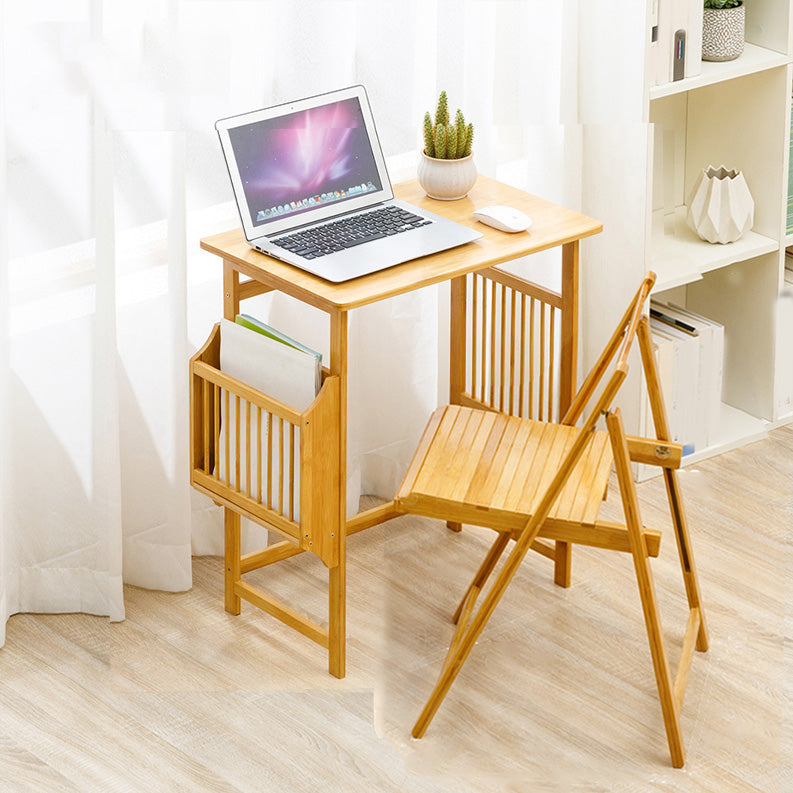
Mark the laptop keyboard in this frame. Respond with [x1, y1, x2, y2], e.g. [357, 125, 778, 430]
[271, 206, 431, 260]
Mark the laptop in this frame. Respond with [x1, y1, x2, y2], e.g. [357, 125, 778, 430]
[215, 85, 482, 283]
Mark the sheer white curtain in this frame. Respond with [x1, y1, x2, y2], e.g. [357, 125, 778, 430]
[0, 0, 579, 646]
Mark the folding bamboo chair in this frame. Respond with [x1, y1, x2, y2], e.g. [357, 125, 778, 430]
[395, 271, 708, 767]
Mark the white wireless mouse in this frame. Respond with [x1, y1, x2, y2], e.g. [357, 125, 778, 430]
[473, 205, 532, 233]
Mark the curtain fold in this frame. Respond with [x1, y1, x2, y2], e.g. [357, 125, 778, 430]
[0, 0, 578, 645]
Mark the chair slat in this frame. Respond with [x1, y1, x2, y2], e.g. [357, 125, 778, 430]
[442, 409, 488, 498]
[490, 417, 536, 506]
[578, 433, 614, 523]
[412, 406, 464, 495]
[516, 425, 575, 514]
[501, 420, 551, 512]
[447, 410, 499, 503]
[463, 413, 511, 504]
[468, 415, 523, 507]
[555, 431, 609, 522]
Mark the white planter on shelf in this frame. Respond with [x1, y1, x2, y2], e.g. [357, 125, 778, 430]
[702, 3, 745, 62]
[686, 165, 754, 244]
[417, 151, 477, 200]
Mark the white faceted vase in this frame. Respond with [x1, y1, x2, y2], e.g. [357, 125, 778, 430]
[417, 151, 477, 200]
[686, 165, 754, 244]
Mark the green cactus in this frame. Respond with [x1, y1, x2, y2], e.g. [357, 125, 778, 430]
[423, 91, 474, 160]
[446, 123, 458, 160]
[423, 111, 435, 158]
[434, 124, 447, 161]
[435, 90, 449, 127]
[462, 123, 473, 157]
[455, 110, 467, 157]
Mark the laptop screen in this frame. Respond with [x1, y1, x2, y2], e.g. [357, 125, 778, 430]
[216, 86, 394, 241]
[228, 96, 383, 230]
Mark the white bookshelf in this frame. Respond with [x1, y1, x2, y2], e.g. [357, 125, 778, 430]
[579, 0, 793, 469]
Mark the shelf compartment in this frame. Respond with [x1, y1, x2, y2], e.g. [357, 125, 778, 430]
[683, 402, 768, 466]
[649, 43, 792, 101]
[638, 402, 768, 480]
[190, 323, 341, 568]
[650, 207, 779, 291]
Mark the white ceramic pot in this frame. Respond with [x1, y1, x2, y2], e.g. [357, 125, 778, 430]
[417, 151, 477, 200]
[702, 4, 745, 62]
[686, 165, 754, 244]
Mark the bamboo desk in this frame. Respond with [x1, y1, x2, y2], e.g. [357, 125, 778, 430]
[195, 175, 602, 678]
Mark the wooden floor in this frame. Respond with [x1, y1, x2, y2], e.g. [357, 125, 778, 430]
[1, 426, 790, 792]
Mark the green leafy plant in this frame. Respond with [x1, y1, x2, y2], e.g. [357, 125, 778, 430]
[704, 1, 742, 9]
[423, 91, 474, 160]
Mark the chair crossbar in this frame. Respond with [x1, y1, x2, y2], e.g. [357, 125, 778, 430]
[511, 519, 662, 557]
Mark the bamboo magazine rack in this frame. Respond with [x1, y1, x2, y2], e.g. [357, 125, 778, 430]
[190, 323, 341, 648]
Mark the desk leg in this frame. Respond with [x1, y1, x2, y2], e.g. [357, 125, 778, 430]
[329, 310, 347, 678]
[224, 509, 241, 614]
[223, 259, 241, 320]
[555, 241, 580, 588]
[222, 260, 244, 610]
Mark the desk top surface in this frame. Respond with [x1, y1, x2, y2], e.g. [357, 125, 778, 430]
[200, 175, 602, 313]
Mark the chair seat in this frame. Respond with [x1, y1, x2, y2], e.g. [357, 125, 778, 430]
[397, 405, 613, 532]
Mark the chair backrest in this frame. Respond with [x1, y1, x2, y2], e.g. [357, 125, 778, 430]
[561, 271, 656, 429]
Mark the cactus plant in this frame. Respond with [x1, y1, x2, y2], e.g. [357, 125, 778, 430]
[434, 124, 447, 162]
[423, 91, 474, 160]
[462, 123, 473, 157]
[423, 112, 435, 158]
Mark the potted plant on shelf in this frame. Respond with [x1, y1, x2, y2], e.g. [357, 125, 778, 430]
[417, 90, 477, 200]
[702, 0, 745, 62]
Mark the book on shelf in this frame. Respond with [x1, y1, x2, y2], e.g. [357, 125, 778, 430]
[649, 317, 700, 456]
[662, 302, 724, 449]
[216, 317, 322, 518]
[649, 301, 725, 455]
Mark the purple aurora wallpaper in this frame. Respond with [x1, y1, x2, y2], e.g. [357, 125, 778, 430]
[228, 96, 383, 227]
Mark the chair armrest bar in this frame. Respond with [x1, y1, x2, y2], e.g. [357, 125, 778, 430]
[626, 436, 682, 469]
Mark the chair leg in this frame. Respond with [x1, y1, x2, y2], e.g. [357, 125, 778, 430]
[553, 540, 572, 587]
[637, 316, 708, 652]
[452, 531, 510, 624]
[607, 410, 686, 768]
[663, 468, 709, 652]
[413, 516, 549, 739]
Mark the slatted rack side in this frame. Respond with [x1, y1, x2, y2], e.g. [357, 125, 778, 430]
[189, 323, 340, 567]
[452, 268, 565, 423]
